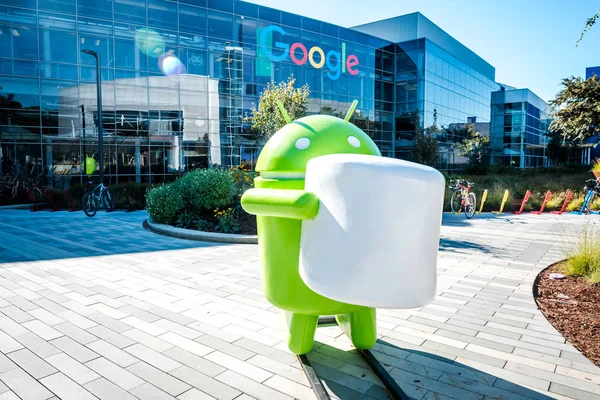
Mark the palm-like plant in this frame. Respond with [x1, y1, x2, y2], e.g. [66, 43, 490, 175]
[0, 163, 46, 200]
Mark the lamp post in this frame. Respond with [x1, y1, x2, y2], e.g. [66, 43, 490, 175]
[81, 49, 104, 183]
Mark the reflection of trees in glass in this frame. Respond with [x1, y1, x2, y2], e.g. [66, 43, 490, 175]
[410, 110, 440, 167]
[450, 124, 490, 165]
[0, 93, 42, 135]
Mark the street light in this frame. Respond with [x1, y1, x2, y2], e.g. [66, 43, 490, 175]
[81, 49, 104, 183]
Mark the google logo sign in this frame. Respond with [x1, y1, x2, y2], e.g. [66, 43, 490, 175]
[259, 25, 359, 81]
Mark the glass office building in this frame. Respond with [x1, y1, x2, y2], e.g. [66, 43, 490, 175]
[0, 0, 501, 186]
[490, 88, 550, 168]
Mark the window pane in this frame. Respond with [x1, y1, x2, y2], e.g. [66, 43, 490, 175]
[0, 77, 40, 108]
[208, 0, 232, 13]
[179, 4, 206, 34]
[40, 29, 77, 64]
[0, 6, 37, 26]
[207, 10, 233, 40]
[114, 0, 146, 24]
[115, 39, 137, 69]
[148, 0, 177, 30]
[79, 34, 114, 68]
[38, 0, 76, 14]
[40, 62, 78, 80]
[5, 26, 39, 60]
[78, 0, 113, 20]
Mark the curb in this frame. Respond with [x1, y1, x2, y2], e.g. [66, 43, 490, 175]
[145, 218, 258, 244]
[0, 203, 39, 210]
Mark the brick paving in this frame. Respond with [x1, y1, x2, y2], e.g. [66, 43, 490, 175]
[0, 209, 599, 399]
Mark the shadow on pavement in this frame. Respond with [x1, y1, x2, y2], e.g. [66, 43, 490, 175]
[439, 238, 496, 254]
[308, 340, 555, 400]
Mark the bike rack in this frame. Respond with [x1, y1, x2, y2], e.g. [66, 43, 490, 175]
[476, 189, 488, 214]
[26, 189, 40, 212]
[492, 190, 509, 214]
[512, 190, 531, 215]
[571, 190, 598, 215]
[44, 188, 59, 212]
[64, 188, 79, 212]
[531, 190, 552, 214]
[551, 190, 573, 215]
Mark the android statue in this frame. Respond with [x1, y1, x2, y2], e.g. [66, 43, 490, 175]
[241, 101, 381, 355]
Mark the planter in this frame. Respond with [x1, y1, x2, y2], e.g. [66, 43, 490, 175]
[593, 170, 600, 180]
[145, 218, 258, 244]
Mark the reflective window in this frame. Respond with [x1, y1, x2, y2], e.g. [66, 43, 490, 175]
[1, 25, 38, 60]
[0, 77, 40, 108]
[208, 0, 232, 13]
[2, 0, 36, 9]
[40, 62, 78, 80]
[40, 29, 77, 64]
[179, 4, 206, 34]
[259, 7, 280, 24]
[38, 0, 76, 14]
[115, 39, 137, 70]
[207, 10, 233, 40]
[148, 0, 177, 30]
[77, 0, 113, 20]
[79, 34, 114, 68]
[114, 0, 146, 24]
[234, 1, 258, 18]
[0, 6, 37, 26]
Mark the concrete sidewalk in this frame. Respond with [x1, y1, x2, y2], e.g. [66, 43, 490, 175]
[0, 210, 598, 399]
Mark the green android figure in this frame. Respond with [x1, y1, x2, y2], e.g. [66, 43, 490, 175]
[241, 101, 381, 355]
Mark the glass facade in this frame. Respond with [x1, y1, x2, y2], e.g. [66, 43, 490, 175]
[0, 0, 504, 186]
[490, 89, 550, 168]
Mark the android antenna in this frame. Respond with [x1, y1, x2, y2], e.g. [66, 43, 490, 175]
[276, 100, 292, 124]
[344, 100, 358, 122]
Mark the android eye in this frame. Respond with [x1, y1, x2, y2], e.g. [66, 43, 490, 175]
[348, 136, 361, 148]
[295, 137, 310, 150]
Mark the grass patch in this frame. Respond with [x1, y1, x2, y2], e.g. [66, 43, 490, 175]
[563, 224, 600, 284]
[444, 171, 594, 212]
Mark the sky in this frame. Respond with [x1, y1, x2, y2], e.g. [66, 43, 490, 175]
[246, 0, 600, 102]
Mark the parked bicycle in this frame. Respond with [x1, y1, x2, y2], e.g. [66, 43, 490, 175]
[82, 181, 114, 217]
[582, 178, 600, 214]
[449, 179, 477, 219]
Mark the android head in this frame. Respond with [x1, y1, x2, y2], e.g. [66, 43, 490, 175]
[255, 102, 381, 179]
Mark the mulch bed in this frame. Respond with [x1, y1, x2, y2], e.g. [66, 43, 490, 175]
[534, 263, 600, 366]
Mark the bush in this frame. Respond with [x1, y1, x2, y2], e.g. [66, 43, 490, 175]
[178, 169, 236, 215]
[146, 184, 184, 224]
[563, 224, 600, 284]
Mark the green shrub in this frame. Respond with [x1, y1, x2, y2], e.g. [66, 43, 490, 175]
[563, 224, 600, 284]
[214, 208, 240, 234]
[146, 184, 184, 224]
[178, 169, 236, 215]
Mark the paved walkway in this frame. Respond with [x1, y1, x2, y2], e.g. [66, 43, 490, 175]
[0, 210, 598, 400]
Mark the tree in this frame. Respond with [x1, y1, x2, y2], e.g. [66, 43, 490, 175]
[577, 9, 600, 45]
[546, 128, 576, 166]
[244, 77, 310, 138]
[410, 110, 440, 167]
[452, 124, 490, 165]
[548, 75, 600, 141]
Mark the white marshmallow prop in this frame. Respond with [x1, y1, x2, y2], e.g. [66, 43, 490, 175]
[299, 154, 445, 309]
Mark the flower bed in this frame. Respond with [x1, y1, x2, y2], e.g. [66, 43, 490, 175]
[146, 166, 257, 235]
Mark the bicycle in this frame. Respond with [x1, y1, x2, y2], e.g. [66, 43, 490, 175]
[449, 179, 476, 219]
[82, 181, 115, 217]
[582, 178, 600, 214]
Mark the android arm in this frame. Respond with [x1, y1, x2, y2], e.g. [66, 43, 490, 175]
[241, 188, 319, 220]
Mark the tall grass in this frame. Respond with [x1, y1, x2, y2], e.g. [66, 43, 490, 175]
[444, 171, 593, 212]
[563, 223, 600, 284]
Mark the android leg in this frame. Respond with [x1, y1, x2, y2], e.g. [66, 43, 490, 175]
[336, 307, 377, 350]
[285, 311, 319, 355]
